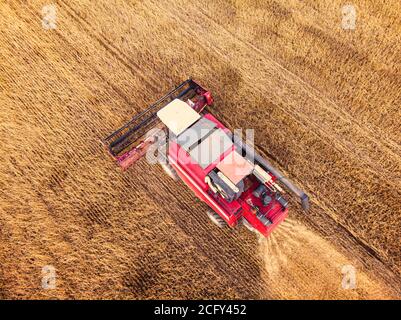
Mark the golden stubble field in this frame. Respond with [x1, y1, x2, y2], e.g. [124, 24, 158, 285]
[0, 0, 400, 299]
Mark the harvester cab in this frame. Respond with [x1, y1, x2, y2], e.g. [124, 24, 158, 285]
[103, 79, 309, 237]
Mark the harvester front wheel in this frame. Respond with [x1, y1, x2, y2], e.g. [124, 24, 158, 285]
[206, 210, 226, 228]
[243, 218, 257, 233]
[160, 162, 178, 181]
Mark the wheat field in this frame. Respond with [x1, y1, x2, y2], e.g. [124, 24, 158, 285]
[0, 0, 400, 299]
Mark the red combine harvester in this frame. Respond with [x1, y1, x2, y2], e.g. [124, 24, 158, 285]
[104, 79, 309, 237]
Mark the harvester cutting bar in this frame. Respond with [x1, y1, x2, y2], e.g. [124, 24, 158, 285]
[103, 79, 213, 169]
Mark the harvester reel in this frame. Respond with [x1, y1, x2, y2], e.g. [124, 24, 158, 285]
[206, 210, 226, 228]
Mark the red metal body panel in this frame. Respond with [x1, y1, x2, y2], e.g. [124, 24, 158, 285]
[239, 181, 288, 237]
[168, 113, 288, 236]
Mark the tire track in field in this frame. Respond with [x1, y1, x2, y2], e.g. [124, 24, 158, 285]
[147, 0, 400, 183]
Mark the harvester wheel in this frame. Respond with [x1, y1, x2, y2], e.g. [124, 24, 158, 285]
[206, 210, 226, 228]
[160, 162, 178, 181]
[243, 218, 257, 233]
